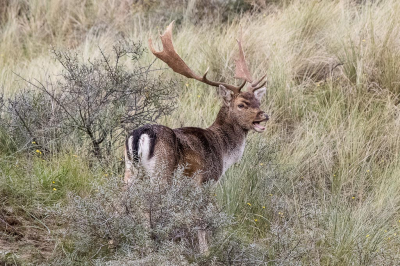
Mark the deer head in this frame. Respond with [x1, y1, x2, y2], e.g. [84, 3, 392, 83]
[149, 21, 269, 132]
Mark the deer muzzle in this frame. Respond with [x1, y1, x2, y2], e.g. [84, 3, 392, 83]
[252, 111, 269, 132]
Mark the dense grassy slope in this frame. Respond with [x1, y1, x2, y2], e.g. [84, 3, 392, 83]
[1, 0, 400, 264]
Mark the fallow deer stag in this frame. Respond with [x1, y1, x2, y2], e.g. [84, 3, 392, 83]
[124, 21, 269, 253]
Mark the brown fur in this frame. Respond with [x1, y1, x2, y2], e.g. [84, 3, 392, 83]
[124, 86, 268, 184]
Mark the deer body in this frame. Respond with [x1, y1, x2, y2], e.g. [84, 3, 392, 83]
[124, 21, 269, 253]
[125, 104, 255, 184]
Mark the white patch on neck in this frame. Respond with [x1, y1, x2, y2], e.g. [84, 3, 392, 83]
[222, 139, 245, 175]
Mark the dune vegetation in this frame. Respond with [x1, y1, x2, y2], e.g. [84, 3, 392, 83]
[1, 0, 400, 265]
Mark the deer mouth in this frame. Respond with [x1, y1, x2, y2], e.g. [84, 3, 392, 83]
[252, 120, 266, 132]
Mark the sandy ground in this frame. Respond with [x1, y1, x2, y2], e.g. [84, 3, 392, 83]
[0, 207, 57, 264]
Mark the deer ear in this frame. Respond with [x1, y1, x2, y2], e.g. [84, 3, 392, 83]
[218, 85, 233, 106]
[254, 87, 266, 102]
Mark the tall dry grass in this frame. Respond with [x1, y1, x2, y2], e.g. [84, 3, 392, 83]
[2, 0, 400, 264]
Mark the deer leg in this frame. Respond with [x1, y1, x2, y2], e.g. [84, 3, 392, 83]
[124, 166, 133, 185]
[194, 173, 210, 254]
[124, 148, 141, 190]
[198, 229, 209, 255]
[124, 148, 133, 184]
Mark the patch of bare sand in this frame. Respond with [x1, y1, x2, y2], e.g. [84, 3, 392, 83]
[0, 207, 57, 264]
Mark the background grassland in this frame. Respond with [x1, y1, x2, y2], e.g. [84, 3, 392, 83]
[2, 0, 400, 264]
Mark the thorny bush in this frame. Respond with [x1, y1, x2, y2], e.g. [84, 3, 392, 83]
[2, 39, 176, 159]
[52, 169, 239, 265]
[50, 168, 271, 265]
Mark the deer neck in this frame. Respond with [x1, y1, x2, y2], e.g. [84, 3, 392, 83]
[208, 106, 247, 173]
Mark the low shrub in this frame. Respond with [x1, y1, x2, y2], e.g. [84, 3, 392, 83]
[51, 169, 271, 265]
[1, 40, 176, 160]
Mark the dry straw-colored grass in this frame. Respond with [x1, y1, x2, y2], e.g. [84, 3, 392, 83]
[2, 0, 400, 264]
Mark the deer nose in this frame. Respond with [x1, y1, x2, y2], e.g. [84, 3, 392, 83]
[258, 111, 269, 121]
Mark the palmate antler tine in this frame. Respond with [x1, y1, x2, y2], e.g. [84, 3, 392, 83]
[148, 21, 202, 80]
[251, 73, 267, 92]
[251, 73, 267, 87]
[148, 21, 245, 95]
[233, 28, 267, 93]
[234, 27, 253, 84]
[252, 80, 267, 91]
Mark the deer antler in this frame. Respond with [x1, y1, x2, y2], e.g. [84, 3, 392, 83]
[149, 21, 246, 95]
[251, 74, 267, 91]
[149, 21, 266, 94]
[234, 28, 267, 93]
[235, 28, 253, 83]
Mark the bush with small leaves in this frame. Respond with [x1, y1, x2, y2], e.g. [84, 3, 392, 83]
[5, 88, 64, 154]
[2, 40, 176, 159]
[51, 169, 270, 265]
